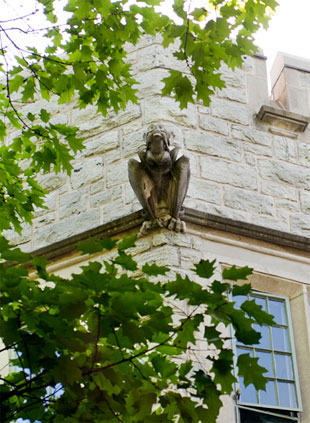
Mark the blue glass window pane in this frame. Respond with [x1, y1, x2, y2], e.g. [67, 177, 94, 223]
[237, 346, 252, 357]
[268, 299, 287, 325]
[259, 380, 277, 406]
[278, 382, 297, 409]
[239, 376, 258, 404]
[251, 295, 267, 311]
[256, 351, 274, 377]
[275, 354, 293, 380]
[234, 296, 246, 310]
[253, 324, 271, 350]
[272, 327, 290, 352]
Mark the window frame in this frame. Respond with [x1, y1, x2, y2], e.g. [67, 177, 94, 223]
[232, 290, 303, 421]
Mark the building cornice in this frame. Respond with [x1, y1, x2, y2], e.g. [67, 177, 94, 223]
[28, 208, 310, 263]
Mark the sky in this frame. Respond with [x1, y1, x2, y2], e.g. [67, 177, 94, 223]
[1, 0, 310, 73]
[254, 0, 310, 69]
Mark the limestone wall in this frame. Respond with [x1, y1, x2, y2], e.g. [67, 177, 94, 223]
[5, 35, 310, 250]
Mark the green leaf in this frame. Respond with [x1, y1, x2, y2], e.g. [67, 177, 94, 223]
[232, 284, 252, 296]
[77, 238, 105, 254]
[40, 108, 51, 123]
[222, 265, 253, 281]
[100, 237, 117, 250]
[9, 75, 24, 93]
[114, 251, 137, 271]
[117, 234, 137, 251]
[193, 259, 216, 278]
[142, 263, 169, 276]
[204, 326, 223, 348]
[1, 248, 30, 263]
[241, 300, 275, 326]
[212, 349, 236, 394]
[237, 353, 268, 391]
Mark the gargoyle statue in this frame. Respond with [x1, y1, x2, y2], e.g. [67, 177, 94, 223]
[128, 124, 190, 235]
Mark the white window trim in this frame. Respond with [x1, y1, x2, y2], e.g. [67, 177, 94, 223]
[232, 290, 303, 421]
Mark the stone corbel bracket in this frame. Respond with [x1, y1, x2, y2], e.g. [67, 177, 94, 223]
[257, 104, 310, 135]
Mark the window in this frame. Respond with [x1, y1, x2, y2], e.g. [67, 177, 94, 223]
[234, 293, 302, 423]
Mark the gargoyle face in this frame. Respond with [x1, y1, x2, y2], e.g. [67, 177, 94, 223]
[144, 124, 171, 152]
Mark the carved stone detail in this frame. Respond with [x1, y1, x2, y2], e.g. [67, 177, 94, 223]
[128, 124, 190, 235]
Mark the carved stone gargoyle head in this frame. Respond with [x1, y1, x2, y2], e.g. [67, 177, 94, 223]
[128, 124, 190, 235]
[144, 124, 172, 152]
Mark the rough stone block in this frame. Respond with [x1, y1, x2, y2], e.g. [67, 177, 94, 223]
[187, 177, 222, 204]
[290, 213, 310, 236]
[134, 68, 167, 97]
[34, 191, 57, 217]
[71, 104, 103, 136]
[300, 190, 310, 213]
[199, 115, 229, 136]
[122, 129, 145, 158]
[143, 96, 198, 128]
[90, 186, 122, 208]
[185, 151, 199, 177]
[122, 120, 144, 135]
[180, 247, 203, 270]
[258, 159, 310, 189]
[217, 85, 247, 103]
[106, 160, 128, 188]
[200, 156, 258, 190]
[136, 245, 180, 267]
[219, 65, 246, 88]
[101, 204, 133, 225]
[126, 237, 152, 256]
[244, 153, 256, 166]
[232, 125, 272, 146]
[223, 186, 275, 215]
[124, 182, 137, 205]
[273, 135, 297, 163]
[298, 143, 310, 167]
[104, 149, 122, 164]
[78, 130, 119, 158]
[260, 181, 297, 201]
[37, 172, 67, 191]
[59, 189, 89, 219]
[211, 98, 249, 125]
[102, 103, 142, 130]
[90, 178, 105, 195]
[275, 199, 300, 212]
[184, 130, 242, 162]
[3, 223, 32, 247]
[70, 157, 104, 190]
[243, 143, 272, 157]
[34, 210, 100, 249]
[135, 42, 187, 74]
[33, 212, 56, 228]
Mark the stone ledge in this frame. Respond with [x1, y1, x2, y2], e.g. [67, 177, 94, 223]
[257, 104, 310, 133]
[27, 208, 310, 263]
[183, 208, 310, 252]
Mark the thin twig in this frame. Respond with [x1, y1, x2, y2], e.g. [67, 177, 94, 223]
[87, 308, 200, 376]
[183, 0, 193, 71]
[0, 10, 39, 24]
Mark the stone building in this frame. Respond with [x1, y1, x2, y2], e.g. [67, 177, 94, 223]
[2, 36, 310, 422]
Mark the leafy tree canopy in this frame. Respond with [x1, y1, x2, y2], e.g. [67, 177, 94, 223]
[0, 236, 274, 422]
